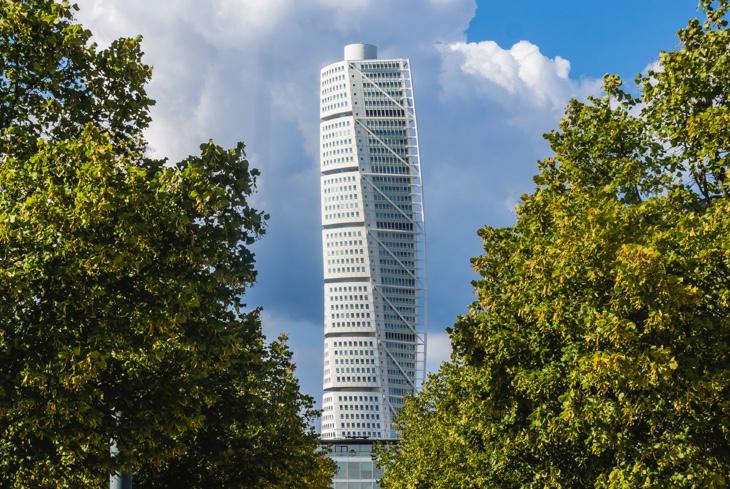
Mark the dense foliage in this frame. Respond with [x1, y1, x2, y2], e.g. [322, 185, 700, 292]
[380, 2, 730, 487]
[0, 1, 334, 487]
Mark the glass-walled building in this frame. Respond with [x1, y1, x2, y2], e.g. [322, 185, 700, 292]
[321, 441, 385, 489]
[319, 43, 427, 443]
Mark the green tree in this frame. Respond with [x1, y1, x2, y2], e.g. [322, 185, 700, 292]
[0, 1, 334, 487]
[137, 333, 336, 489]
[379, 2, 730, 488]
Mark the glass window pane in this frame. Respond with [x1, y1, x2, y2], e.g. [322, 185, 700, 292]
[360, 462, 373, 479]
[348, 461, 361, 479]
[337, 461, 348, 479]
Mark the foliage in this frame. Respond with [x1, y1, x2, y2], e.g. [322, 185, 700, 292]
[137, 332, 337, 489]
[379, 2, 730, 488]
[0, 1, 334, 487]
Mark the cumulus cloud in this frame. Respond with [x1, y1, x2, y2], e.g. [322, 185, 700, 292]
[440, 39, 601, 121]
[78, 0, 475, 162]
[426, 332, 453, 375]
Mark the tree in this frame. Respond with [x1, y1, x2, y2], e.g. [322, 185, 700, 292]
[379, 2, 730, 487]
[136, 333, 336, 489]
[0, 1, 334, 487]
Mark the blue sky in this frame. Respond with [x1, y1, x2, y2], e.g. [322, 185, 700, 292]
[78, 0, 702, 415]
[468, 1, 698, 83]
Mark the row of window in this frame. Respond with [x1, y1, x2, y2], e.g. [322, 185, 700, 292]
[325, 231, 363, 239]
[375, 236, 414, 248]
[361, 69, 399, 78]
[321, 145, 353, 158]
[320, 430, 382, 440]
[376, 221, 414, 231]
[322, 137, 352, 150]
[385, 332, 416, 342]
[321, 81, 345, 96]
[340, 412, 380, 421]
[329, 284, 368, 293]
[363, 80, 403, 92]
[335, 366, 375, 374]
[335, 357, 374, 365]
[329, 293, 369, 301]
[384, 323, 416, 334]
[389, 387, 411, 396]
[370, 146, 407, 156]
[333, 340, 373, 348]
[388, 349, 417, 361]
[322, 90, 347, 104]
[323, 196, 359, 208]
[340, 423, 380, 430]
[338, 403, 378, 412]
[322, 156, 355, 167]
[381, 276, 415, 286]
[322, 100, 349, 113]
[364, 98, 404, 108]
[384, 312, 417, 323]
[322, 174, 357, 189]
[328, 320, 372, 328]
[370, 156, 410, 166]
[322, 64, 345, 75]
[331, 302, 370, 311]
[324, 238, 364, 248]
[374, 203, 413, 214]
[321, 118, 351, 133]
[372, 174, 411, 183]
[360, 62, 401, 70]
[336, 375, 377, 383]
[380, 257, 415, 268]
[363, 90, 402, 98]
[371, 184, 409, 194]
[330, 311, 370, 319]
[385, 295, 415, 304]
[326, 265, 366, 274]
[375, 211, 413, 222]
[364, 108, 405, 118]
[366, 118, 407, 129]
[323, 209, 361, 222]
[327, 256, 364, 265]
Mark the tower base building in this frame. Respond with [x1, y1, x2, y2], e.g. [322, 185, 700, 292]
[321, 440, 385, 489]
[318, 42, 427, 488]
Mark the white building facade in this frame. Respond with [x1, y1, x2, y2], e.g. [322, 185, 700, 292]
[320, 44, 426, 442]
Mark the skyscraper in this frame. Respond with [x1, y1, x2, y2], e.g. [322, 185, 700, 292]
[319, 44, 426, 442]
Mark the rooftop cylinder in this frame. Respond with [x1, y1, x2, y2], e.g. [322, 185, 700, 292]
[344, 43, 377, 60]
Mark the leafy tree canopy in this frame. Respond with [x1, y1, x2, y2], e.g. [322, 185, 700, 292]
[379, 2, 730, 487]
[0, 1, 334, 487]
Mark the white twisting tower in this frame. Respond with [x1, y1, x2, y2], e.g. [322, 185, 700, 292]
[319, 44, 427, 440]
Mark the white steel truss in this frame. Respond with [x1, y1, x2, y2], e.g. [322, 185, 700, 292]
[351, 59, 427, 402]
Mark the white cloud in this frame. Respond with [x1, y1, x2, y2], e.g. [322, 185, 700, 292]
[426, 331, 452, 374]
[194, 0, 291, 47]
[637, 59, 663, 92]
[440, 39, 600, 116]
[77, 0, 476, 162]
[642, 59, 663, 74]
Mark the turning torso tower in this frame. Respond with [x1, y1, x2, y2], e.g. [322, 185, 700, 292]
[319, 44, 426, 441]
